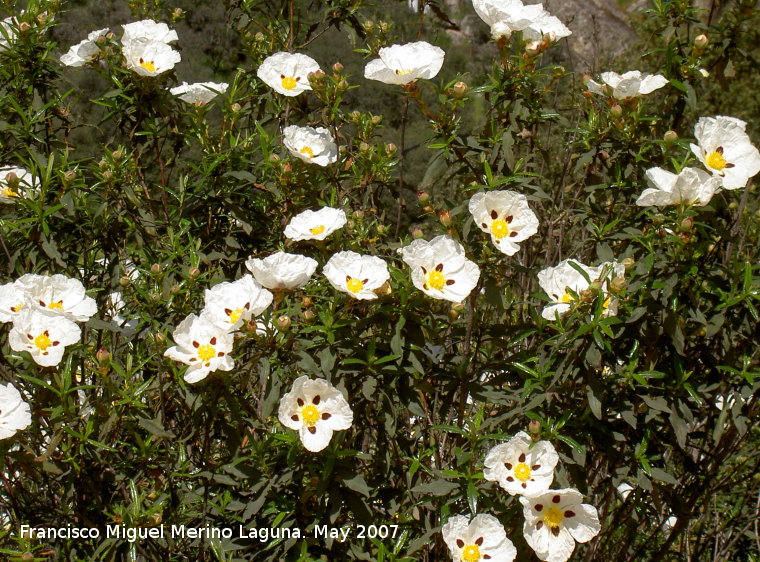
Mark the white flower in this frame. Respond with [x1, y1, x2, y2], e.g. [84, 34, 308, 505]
[690, 115, 760, 190]
[15, 273, 98, 322]
[163, 313, 235, 383]
[0, 166, 37, 203]
[636, 167, 720, 207]
[282, 125, 338, 166]
[278, 375, 353, 452]
[0, 384, 31, 440]
[468, 190, 539, 256]
[616, 482, 634, 500]
[8, 308, 81, 367]
[441, 514, 517, 562]
[0, 280, 27, 323]
[283, 207, 347, 241]
[257, 52, 320, 96]
[60, 28, 109, 67]
[473, 0, 570, 41]
[121, 20, 178, 45]
[170, 81, 228, 105]
[537, 259, 623, 320]
[323, 251, 390, 300]
[245, 252, 318, 290]
[484, 431, 559, 496]
[521, 489, 601, 562]
[400, 235, 480, 303]
[122, 38, 181, 77]
[364, 41, 445, 85]
[104, 291, 138, 334]
[586, 71, 668, 99]
[201, 275, 273, 332]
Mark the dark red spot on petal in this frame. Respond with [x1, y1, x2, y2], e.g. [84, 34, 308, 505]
[297, 398, 304, 407]
[192, 341, 200, 348]
[504, 462, 513, 470]
[446, 279, 455, 285]
[535, 504, 543, 511]
[435, 263, 444, 272]
[490, 210, 497, 220]
[475, 537, 483, 546]
[552, 494, 561, 503]
[308, 426, 316, 434]
[506, 215, 513, 222]
[536, 521, 543, 530]
[456, 539, 464, 548]
[532, 464, 541, 470]
[322, 413, 331, 420]
[565, 510, 575, 518]
[519, 453, 526, 462]
[210, 337, 217, 345]
[313, 395, 320, 405]
[291, 415, 299, 421]
[551, 526, 560, 536]
[506, 476, 514, 482]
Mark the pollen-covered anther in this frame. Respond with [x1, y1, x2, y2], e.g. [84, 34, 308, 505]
[139, 58, 156, 72]
[280, 74, 299, 90]
[299, 146, 315, 159]
[309, 225, 326, 236]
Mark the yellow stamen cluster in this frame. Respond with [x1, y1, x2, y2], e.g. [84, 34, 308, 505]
[461, 544, 481, 562]
[47, 301, 64, 311]
[281, 76, 297, 90]
[490, 219, 510, 240]
[560, 292, 574, 304]
[706, 151, 727, 171]
[197, 345, 216, 362]
[301, 404, 320, 426]
[425, 270, 446, 291]
[299, 146, 315, 159]
[309, 225, 326, 236]
[227, 308, 244, 324]
[514, 462, 532, 482]
[34, 332, 52, 351]
[140, 59, 156, 73]
[346, 278, 364, 294]
[1, 187, 18, 198]
[543, 506, 564, 529]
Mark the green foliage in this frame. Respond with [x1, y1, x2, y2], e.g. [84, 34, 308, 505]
[0, 0, 759, 560]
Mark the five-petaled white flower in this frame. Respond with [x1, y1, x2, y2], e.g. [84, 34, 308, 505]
[245, 252, 318, 290]
[8, 308, 81, 367]
[283, 207, 347, 242]
[121, 19, 178, 45]
[164, 313, 235, 383]
[0, 383, 32, 440]
[282, 125, 338, 167]
[469, 190, 539, 256]
[122, 38, 181, 77]
[472, 0, 570, 42]
[520, 489, 601, 562]
[690, 116, 760, 190]
[586, 71, 668, 99]
[170, 81, 228, 105]
[257, 52, 320, 96]
[60, 28, 109, 67]
[401, 235, 480, 303]
[15, 273, 98, 322]
[364, 41, 445, 85]
[636, 167, 720, 207]
[441, 513, 517, 562]
[278, 375, 353, 453]
[201, 275, 273, 332]
[484, 431, 559, 496]
[0, 166, 36, 203]
[537, 259, 623, 320]
[323, 251, 390, 300]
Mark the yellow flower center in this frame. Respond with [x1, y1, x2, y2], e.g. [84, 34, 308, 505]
[301, 404, 320, 426]
[490, 219, 510, 240]
[47, 300, 64, 311]
[425, 270, 446, 291]
[603, 296, 611, 309]
[227, 308, 244, 324]
[543, 506, 564, 528]
[1, 186, 18, 198]
[197, 345, 216, 362]
[706, 150, 727, 171]
[394, 69, 413, 75]
[281, 76, 298, 90]
[299, 146, 315, 159]
[560, 292, 574, 303]
[309, 225, 326, 236]
[34, 332, 52, 351]
[346, 278, 364, 294]
[461, 544, 481, 562]
[11, 302, 24, 313]
[514, 462, 532, 482]
[139, 59, 156, 73]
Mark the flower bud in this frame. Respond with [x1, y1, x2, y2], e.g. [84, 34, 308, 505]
[268, 153, 280, 163]
[352, 210, 364, 220]
[417, 190, 430, 203]
[276, 315, 291, 331]
[62, 169, 76, 186]
[18, 22, 31, 32]
[385, 143, 396, 155]
[332, 62, 344, 74]
[610, 276, 626, 293]
[119, 276, 131, 287]
[679, 216, 694, 232]
[359, 142, 370, 152]
[451, 81, 468, 99]
[363, 20, 375, 33]
[525, 40, 542, 55]
[188, 266, 201, 278]
[610, 103, 623, 117]
[423, 205, 434, 213]
[694, 34, 708, 49]
[580, 289, 594, 303]
[528, 419, 541, 436]
[302, 296, 313, 308]
[622, 257, 635, 270]
[303, 309, 315, 321]
[154, 332, 166, 344]
[663, 130, 678, 143]
[231, 102, 242, 113]
[170, 283, 181, 294]
[4, 172, 19, 189]
[379, 21, 390, 33]
[439, 209, 452, 227]
[588, 280, 603, 294]
[374, 280, 392, 297]
[96, 347, 111, 366]
[112, 149, 124, 160]
[652, 213, 666, 225]
[411, 225, 424, 239]
[101, 170, 113, 182]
